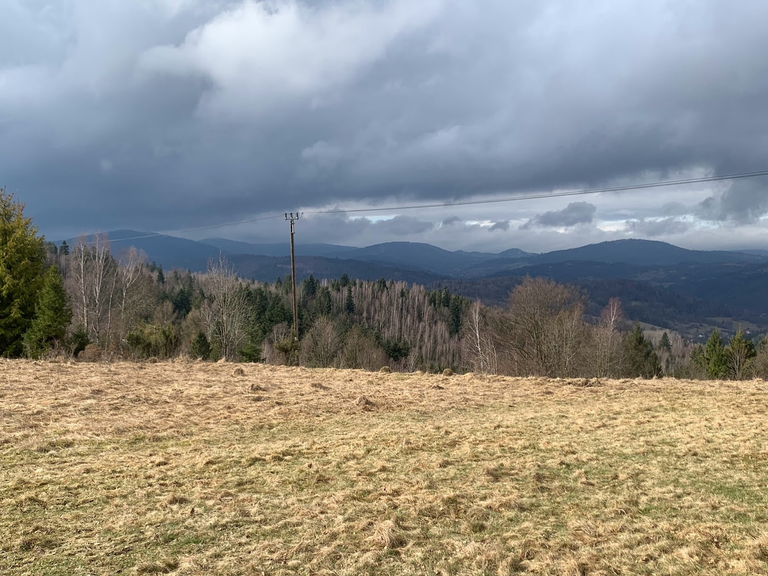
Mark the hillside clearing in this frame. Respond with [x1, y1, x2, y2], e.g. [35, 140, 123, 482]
[1, 360, 768, 575]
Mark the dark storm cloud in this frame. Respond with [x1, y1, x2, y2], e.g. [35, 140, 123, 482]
[2, 0, 768, 248]
[626, 217, 689, 237]
[521, 202, 597, 229]
[488, 220, 510, 232]
[697, 179, 768, 223]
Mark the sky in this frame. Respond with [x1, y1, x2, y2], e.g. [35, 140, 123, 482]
[2, 0, 768, 253]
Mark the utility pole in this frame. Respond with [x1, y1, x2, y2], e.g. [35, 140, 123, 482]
[285, 212, 300, 342]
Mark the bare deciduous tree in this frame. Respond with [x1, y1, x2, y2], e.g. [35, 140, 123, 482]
[593, 298, 624, 377]
[300, 317, 341, 368]
[341, 325, 388, 371]
[68, 234, 118, 347]
[117, 246, 148, 340]
[199, 255, 248, 360]
[466, 301, 497, 375]
[494, 277, 587, 377]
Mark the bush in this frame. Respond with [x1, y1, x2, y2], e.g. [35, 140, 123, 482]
[69, 326, 90, 358]
[190, 331, 212, 361]
[126, 323, 180, 359]
[78, 343, 102, 362]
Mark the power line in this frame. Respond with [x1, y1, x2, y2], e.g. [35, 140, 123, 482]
[75, 168, 768, 244]
[304, 169, 768, 216]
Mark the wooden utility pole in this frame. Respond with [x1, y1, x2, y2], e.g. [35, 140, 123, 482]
[285, 212, 300, 341]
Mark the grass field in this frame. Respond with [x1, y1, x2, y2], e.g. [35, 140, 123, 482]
[1, 359, 768, 575]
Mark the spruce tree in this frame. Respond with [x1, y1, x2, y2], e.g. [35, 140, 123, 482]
[345, 286, 355, 315]
[704, 329, 728, 379]
[659, 332, 672, 352]
[190, 331, 212, 361]
[623, 323, 661, 378]
[726, 327, 756, 380]
[0, 188, 46, 357]
[22, 266, 72, 359]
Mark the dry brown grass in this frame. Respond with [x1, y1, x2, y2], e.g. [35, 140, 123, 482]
[2, 359, 768, 575]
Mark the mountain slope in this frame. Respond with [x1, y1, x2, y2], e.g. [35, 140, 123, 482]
[528, 239, 765, 267]
[66, 230, 222, 271]
[343, 242, 505, 275]
[229, 254, 441, 284]
[203, 238, 353, 258]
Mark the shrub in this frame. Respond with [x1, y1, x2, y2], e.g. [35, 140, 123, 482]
[126, 323, 180, 359]
[190, 331, 212, 361]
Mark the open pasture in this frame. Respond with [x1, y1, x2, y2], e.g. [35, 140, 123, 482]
[1, 360, 768, 575]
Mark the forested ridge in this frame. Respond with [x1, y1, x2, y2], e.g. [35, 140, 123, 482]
[3, 187, 768, 380]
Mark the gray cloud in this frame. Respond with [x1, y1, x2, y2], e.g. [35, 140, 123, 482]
[697, 179, 768, 223]
[661, 202, 690, 216]
[2, 0, 768, 251]
[626, 217, 689, 237]
[522, 202, 597, 229]
[489, 220, 510, 232]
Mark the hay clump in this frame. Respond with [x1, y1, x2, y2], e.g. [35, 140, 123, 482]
[355, 396, 377, 411]
[371, 520, 407, 549]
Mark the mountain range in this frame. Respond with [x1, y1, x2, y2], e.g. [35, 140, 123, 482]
[64, 230, 768, 339]
[66, 231, 764, 279]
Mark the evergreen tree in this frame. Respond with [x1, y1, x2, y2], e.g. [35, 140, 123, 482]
[0, 188, 47, 357]
[302, 274, 319, 298]
[22, 266, 72, 359]
[623, 323, 661, 378]
[315, 287, 333, 317]
[190, 331, 212, 361]
[448, 296, 462, 336]
[59, 240, 70, 256]
[70, 326, 90, 358]
[659, 332, 671, 352]
[704, 329, 728, 379]
[345, 286, 355, 315]
[726, 327, 756, 380]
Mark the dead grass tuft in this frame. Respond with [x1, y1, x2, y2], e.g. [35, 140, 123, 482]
[355, 395, 377, 411]
[165, 494, 189, 505]
[371, 520, 408, 549]
[135, 559, 179, 574]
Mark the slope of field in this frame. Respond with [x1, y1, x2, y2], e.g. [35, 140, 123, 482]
[1, 361, 768, 575]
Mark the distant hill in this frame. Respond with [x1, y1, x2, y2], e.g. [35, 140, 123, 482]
[528, 239, 765, 267]
[741, 249, 768, 257]
[64, 230, 222, 271]
[341, 242, 522, 275]
[203, 238, 353, 258]
[229, 254, 441, 285]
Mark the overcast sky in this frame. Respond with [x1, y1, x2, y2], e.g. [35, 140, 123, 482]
[3, 0, 768, 253]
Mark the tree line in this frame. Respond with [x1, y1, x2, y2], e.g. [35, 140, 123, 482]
[3, 187, 768, 379]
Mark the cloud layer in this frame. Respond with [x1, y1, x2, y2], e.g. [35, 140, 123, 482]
[2, 0, 768, 251]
